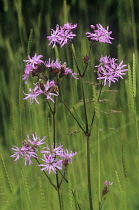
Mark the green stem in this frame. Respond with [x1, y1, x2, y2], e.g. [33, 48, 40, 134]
[81, 78, 89, 133]
[98, 121, 101, 203]
[82, 41, 94, 77]
[86, 135, 93, 210]
[58, 95, 85, 132]
[53, 97, 63, 210]
[89, 83, 103, 133]
[56, 174, 63, 210]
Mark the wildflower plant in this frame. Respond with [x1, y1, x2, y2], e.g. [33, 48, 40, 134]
[11, 22, 128, 209]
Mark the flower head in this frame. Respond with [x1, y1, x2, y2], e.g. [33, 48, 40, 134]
[104, 180, 113, 186]
[47, 23, 77, 48]
[24, 80, 58, 104]
[27, 132, 46, 147]
[23, 53, 44, 84]
[11, 145, 37, 165]
[39, 154, 63, 174]
[86, 24, 114, 44]
[11, 133, 46, 165]
[45, 58, 79, 79]
[95, 55, 128, 87]
[23, 53, 44, 68]
[41, 144, 64, 156]
[60, 149, 77, 166]
[39, 144, 77, 173]
[102, 180, 113, 196]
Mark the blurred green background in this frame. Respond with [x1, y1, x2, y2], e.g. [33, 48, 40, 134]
[0, 0, 139, 209]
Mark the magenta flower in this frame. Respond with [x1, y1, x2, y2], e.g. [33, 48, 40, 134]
[22, 64, 33, 84]
[11, 145, 38, 165]
[41, 144, 64, 156]
[47, 24, 61, 48]
[86, 24, 114, 44]
[23, 54, 44, 84]
[47, 23, 77, 48]
[27, 132, 46, 147]
[102, 180, 113, 196]
[95, 55, 128, 87]
[24, 80, 58, 104]
[11, 133, 46, 165]
[23, 53, 44, 68]
[24, 84, 43, 104]
[40, 144, 77, 169]
[57, 28, 76, 47]
[39, 154, 63, 174]
[104, 180, 113, 186]
[60, 149, 77, 166]
[45, 58, 79, 79]
[63, 22, 77, 30]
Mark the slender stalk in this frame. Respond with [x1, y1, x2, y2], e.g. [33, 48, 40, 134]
[81, 78, 89, 133]
[53, 97, 56, 147]
[98, 121, 101, 203]
[86, 135, 93, 210]
[53, 97, 63, 210]
[90, 83, 103, 133]
[82, 41, 94, 77]
[58, 95, 86, 132]
[56, 174, 63, 210]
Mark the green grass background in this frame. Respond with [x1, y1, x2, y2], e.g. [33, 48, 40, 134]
[0, 0, 139, 209]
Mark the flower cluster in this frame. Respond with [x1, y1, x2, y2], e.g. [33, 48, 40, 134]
[86, 24, 114, 44]
[10, 132, 46, 165]
[39, 144, 77, 174]
[11, 133, 77, 174]
[23, 54, 44, 84]
[47, 22, 77, 48]
[24, 80, 58, 104]
[95, 55, 128, 87]
[45, 58, 79, 79]
[23, 53, 78, 104]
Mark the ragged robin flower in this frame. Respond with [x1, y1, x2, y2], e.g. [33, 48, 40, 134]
[11, 132, 46, 165]
[24, 80, 58, 104]
[47, 22, 77, 48]
[86, 24, 114, 44]
[23, 53, 44, 84]
[95, 55, 128, 87]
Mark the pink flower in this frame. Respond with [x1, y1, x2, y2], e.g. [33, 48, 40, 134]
[22, 64, 33, 84]
[24, 84, 43, 104]
[11, 145, 37, 165]
[23, 53, 44, 68]
[41, 144, 64, 156]
[11, 133, 46, 165]
[24, 80, 58, 104]
[47, 23, 77, 48]
[86, 24, 114, 44]
[104, 180, 113, 186]
[27, 132, 46, 147]
[39, 154, 63, 174]
[95, 55, 128, 87]
[23, 54, 44, 84]
[60, 149, 77, 166]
